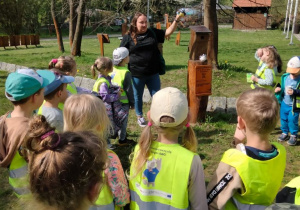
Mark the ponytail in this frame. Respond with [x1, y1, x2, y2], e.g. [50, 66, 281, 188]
[130, 125, 153, 179]
[91, 64, 97, 78]
[182, 126, 197, 153]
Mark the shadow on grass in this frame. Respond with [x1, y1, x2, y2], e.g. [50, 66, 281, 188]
[166, 65, 187, 71]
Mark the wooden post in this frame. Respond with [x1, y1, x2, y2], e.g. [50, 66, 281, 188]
[187, 25, 212, 124]
[97, 34, 110, 56]
[165, 22, 172, 40]
[156, 22, 161, 29]
[175, 31, 181, 45]
[121, 22, 127, 36]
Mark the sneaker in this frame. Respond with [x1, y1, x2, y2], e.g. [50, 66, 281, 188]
[137, 117, 147, 127]
[107, 144, 117, 150]
[287, 135, 297, 146]
[278, 133, 289, 142]
[118, 138, 136, 146]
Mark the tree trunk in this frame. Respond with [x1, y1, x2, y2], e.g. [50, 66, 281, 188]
[204, 0, 218, 70]
[51, 0, 64, 53]
[71, 0, 85, 56]
[68, 0, 78, 48]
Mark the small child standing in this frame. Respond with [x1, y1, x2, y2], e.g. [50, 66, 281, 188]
[92, 57, 129, 148]
[129, 87, 208, 210]
[63, 94, 130, 209]
[111, 47, 135, 145]
[0, 69, 55, 197]
[38, 72, 74, 132]
[275, 56, 300, 146]
[207, 88, 286, 209]
[250, 46, 282, 90]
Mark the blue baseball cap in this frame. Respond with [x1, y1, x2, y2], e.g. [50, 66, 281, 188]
[44, 72, 74, 96]
[5, 69, 56, 101]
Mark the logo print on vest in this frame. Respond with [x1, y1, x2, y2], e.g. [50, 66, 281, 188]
[142, 158, 162, 187]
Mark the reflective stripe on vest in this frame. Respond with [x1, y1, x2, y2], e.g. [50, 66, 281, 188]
[285, 176, 300, 205]
[130, 190, 187, 210]
[110, 67, 129, 104]
[222, 142, 286, 207]
[90, 149, 120, 210]
[9, 151, 30, 197]
[250, 62, 277, 90]
[93, 77, 110, 92]
[129, 141, 194, 210]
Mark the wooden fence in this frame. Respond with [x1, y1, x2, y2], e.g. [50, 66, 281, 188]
[0, 35, 40, 49]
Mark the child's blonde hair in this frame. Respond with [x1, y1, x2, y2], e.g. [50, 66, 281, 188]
[48, 56, 76, 75]
[63, 94, 111, 139]
[236, 88, 279, 135]
[24, 115, 107, 209]
[263, 46, 282, 73]
[130, 87, 197, 178]
[91, 57, 113, 78]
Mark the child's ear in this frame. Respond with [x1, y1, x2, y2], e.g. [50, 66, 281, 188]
[147, 111, 151, 121]
[237, 116, 246, 130]
[56, 90, 62, 97]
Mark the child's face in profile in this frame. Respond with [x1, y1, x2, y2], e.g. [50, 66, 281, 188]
[60, 84, 69, 103]
[261, 48, 270, 62]
[123, 56, 129, 64]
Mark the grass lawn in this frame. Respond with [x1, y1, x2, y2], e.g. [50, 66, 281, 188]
[0, 28, 300, 208]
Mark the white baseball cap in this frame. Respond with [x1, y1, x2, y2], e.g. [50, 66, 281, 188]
[113, 47, 129, 65]
[150, 87, 188, 127]
[286, 56, 300, 74]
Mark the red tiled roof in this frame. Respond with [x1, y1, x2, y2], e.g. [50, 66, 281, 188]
[232, 0, 272, 7]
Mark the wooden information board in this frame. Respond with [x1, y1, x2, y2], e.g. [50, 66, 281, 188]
[195, 65, 212, 96]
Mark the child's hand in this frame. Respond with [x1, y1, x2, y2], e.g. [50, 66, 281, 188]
[275, 87, 281, 93]
[251, 75, 258, 82]
[256, 48, 263, 57]
[287, 88, 294, 95]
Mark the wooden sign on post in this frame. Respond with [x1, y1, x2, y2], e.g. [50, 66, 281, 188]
[166, 22, 172, 40]
[187, 26, 212, 124]
[97, 33, 110, 56]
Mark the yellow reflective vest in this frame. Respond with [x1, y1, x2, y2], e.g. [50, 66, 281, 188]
[90, 149, 121, 210]
[222, 142, 286, 209]
[129, 141, 195, 210]
[110, 67, 129, 104]
[250, 61, 277, 90]
[9, 151, 30, 197]
[93, 77, 110, 92]
[284, 176, 300, 205]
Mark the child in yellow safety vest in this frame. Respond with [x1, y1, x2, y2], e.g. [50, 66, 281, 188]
[129, 87, 208, 210]
[49, 56, 100, 110]
[0, 69, 55, 198]
[206, 88, 286, 210]
[111, 47, 135, 146]
[24, 115, 107, 210]
[91, 57, 129, 149]
[63, 94, 130, 209]
[250, 45, 282, 90]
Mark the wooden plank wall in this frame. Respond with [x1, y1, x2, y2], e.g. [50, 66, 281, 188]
[233, 13, 267, 30]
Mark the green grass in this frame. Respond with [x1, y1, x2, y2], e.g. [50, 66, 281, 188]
[0, 28, 300, 207]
